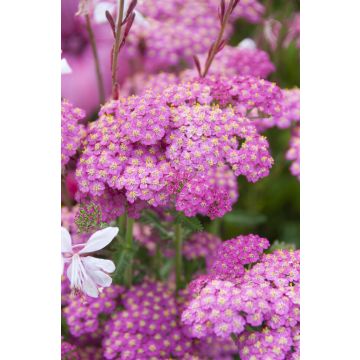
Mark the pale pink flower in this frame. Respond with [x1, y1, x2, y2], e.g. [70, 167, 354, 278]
[61, 226, 118, 297]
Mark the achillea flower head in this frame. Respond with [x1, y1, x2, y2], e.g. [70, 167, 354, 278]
[63, 285, 124, 337]
[76, 77, 275, 219]
[182, 234, 300, 353]
[61, 99, 86, 167]
[102, 281, 194, 360]
[286, 126, 300, 180]
[125, 0, 264, 72]
[238, 326, 294, 360]
[181, 279, 247, 338]
[202, 75, 283, 116]
[209, 234, 270, 280]
[256, 88, 300, 131]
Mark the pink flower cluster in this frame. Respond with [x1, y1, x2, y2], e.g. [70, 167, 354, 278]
[286, 125, 300, 180]
[75, 77, 277, 220]
[63, 285, 124, 338]
[61, 99, 86, 167]
[62, 280, 241, 359]
[209, 234, 270, 280]
[102, 281, 194, 359]
[255, 88, 300, 131]
[238, 325, 298, 360]
[181, 235, 300, 360]
[129, 0, 264, 71]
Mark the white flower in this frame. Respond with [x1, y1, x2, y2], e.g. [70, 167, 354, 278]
[237, 38, 256, 50]
[61, 226, 118, 297]
[93, 1, 115, 23]
[61, 56, 72, 75]
[93, 0, 149, 27]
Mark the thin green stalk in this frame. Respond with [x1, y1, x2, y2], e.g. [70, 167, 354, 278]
[117, 214, 126, 238]
[124, 215, 134, 287]
[153, 244, 162, 280]
[111, 0, 125, 99]
[85, 14, 105, 104]
[175, 222, 183, 291]
[208, 218, 221, 237]
[201, 0, 236, 78]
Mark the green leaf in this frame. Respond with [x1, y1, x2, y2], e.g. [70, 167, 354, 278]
[174, 211, 203, 233]
[112, 242, 138, 284]
[140, 210, 173, 239]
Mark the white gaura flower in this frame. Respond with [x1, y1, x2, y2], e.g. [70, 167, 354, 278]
[93, 0, 149, 27]
[237, 38, 256, 50]
[61, 50, 72, 75]
[61, 227, 119, 298]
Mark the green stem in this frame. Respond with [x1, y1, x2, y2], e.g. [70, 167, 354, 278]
[201, 0, 236, 78]
[85, 14, 105, 104]
[117, 214, 126, 238]
[111, 0, 125, 99]
[124, 215, 134, 287]
[154, 244, 162, 280]
[175, 222, 183, 291]
[208, 218, 221, 237]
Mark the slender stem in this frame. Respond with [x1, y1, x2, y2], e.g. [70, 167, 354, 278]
[85, 14, 105, 104]
[154, 244, 162, 280]
[111, 0, 125, 99]
[201, 0, 235, 78]
[117, 214, 126, 238]
[61, 175, 73, 208]
[209, 218, 221, 237]
[124, 215, 134, 287]
[174, 222, 183, 291]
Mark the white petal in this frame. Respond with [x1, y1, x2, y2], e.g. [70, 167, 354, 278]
[238, 38, 256, 49]
[94, 2, 115, 24]
[79, 227, 119, 254]
[66, 256, 99, 298]
[61, 58, 72, 74]
[90, 270, 113, 287]
[61, 227, 73, 253]
[82, 256, 116, 273]
[82, 275, 100, 297]
[134, 11, 150, 28]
